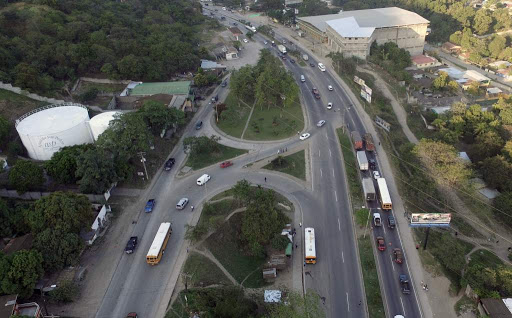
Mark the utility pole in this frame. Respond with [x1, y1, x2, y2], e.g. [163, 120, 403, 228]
[138, 152, 149, 181]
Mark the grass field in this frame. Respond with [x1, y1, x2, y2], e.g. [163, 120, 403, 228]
[0, 89, 47, 121]
[468, 249, 503, 268]
[358, 235, 386, 318]
[262, 150, 306, 180]
[185, 144, 247, 170]
[183, 252, 232, 287]
[244, 101, 304, 141]
[216, 93, 252, 138]
[336, 128, 363, 207]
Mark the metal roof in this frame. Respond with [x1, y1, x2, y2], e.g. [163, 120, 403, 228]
[326, 17, 375, 38]
[200, 59, 227, 70]
[298, 7, 429, 33]
[130, 81, 191, 96]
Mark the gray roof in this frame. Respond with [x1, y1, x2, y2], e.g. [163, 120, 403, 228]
[326, 16, 375, 38]
[200, 59, 227, 70]
[298, 7, 430, 33]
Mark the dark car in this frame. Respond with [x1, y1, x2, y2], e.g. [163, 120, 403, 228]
[388, 215, 396, 229]
[125, 236, 138, 254]
[164, 158, 176, 171]
[211, 94, 219, 102]
[369, 158, 376, 170]
[233, 22, 237, 25]
[221, 81, 227, 87]
[145, 199, 155, 213]
[290, 59, 295, 63]
[376, 236, 386, 251]
[195, 121, 203, 130]
[312, 88, 319, 95]
[282, 56, 286, 60]
[310, 63, 315, 67]
[393, 248, 403, 264]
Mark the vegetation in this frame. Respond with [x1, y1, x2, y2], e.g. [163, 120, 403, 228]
[355, 208, 370, 227]
[369, 42, 412, 83]
[216, 92, 252, 138]
[263, 150, 306, 180]
[432, 71, 459, 93]
[45, 144, 91, 185]
[336, 128, 363, 206]
[183, 135, 247, 170]
[48, 280, 80, 303]
[358, 236, 385, 318]
[268, 290, 325, 318]
[183, 252, 232, 287]
[8, 160, 44, 193]
[0, 249, 44, 298]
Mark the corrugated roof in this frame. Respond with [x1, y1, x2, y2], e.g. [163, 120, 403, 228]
[298, 7, 429, 33]
[130, 82, 191, 96]
[481, 298, 512, 317]
[200, 59, 227, 70]
[326, 17, 375, 37]
[411, 55, 437, 65]
[464, 70, 490, 82]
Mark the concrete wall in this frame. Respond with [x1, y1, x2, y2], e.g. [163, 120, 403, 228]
[373, 23, 428, 56]
[326, 25, 372, 59]
[297, 20, 328, 43]
[0, 82, 64, 104]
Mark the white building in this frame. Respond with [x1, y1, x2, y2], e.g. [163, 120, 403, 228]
[297, 7, 429, 59]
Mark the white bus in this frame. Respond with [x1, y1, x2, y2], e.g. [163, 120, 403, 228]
[245, 25, 257, 33]
[146, 222, 172, 265]
[377, 178, 392, 210]
[305, 227, 316, 264]
[318, 63, 326, 72]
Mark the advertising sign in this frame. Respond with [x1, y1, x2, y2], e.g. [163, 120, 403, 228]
[362, 84, 372, 103]
[410, 213, 451, 227]
[353, 76, 365, 86]
[375, 116, 391, 132]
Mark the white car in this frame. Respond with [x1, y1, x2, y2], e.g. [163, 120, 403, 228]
[327, 102, 333, 110]
[222, 6, 226, 10]
[373, 171, 380, 180]
[299, 133, 311, 140]
[328, 85, 333, 91]
[317, 120, 326, 127]
[264, 41, 268, 45]
[282, 40, 287, 44]
[197, 174, 211, 186]
[176, 198, 189, 210]
[243, 39, 248, 43]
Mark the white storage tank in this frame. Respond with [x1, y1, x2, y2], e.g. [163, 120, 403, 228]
[15, 103, 93, 161]
[89, 111, 121, 141]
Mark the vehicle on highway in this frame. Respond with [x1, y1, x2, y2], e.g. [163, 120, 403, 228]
[195, 121, 203, 130]
[220, 161, 233, 168]
[327, 102, 333, 110]
[305, 227, 316, 264]
[328, 85, 333, 91]
[222, 6, 226, 9]
[369, 158, 377, 170]
[197, 174, 211, 185]
[318, 63, 326, 72]
[145, 199, 155, 213]
[300, 75, 305, 82]
[290, 59, 295, 63]
[310, 62, 315, 67]
[176, 198, 189, 210]
[362, 178, 376, 201]
[377, 178, 393, 210]
[399, 274, 411, 294]
[351, 130, 363, 150]
[302, 54, 309, 61]
[388, 215, 396, 229]
[264, 40, 268, 45]
[394, 316, 404, 318]
[373, 213, 382, 226]
[393, 248, 403, 264]
[125, 237, 138, 254]
[373, 170, 380, 179]
[271, 41, 275, 46]
[243, 38, 248, 43]
[146, 222, 172, 265]
[356, 151, 368, 171]
[376, 236, 386, 251]
[164, 158, 176, 171]
[300, 133, 311, 140]
[312, 88, 320, 99]
[282, 39, 287, 44]
[281, 56, 287, 60]
[211, 94, 218, 102]
[221, 81, 227, 87]
[278, 44, 287, 54]
[317, 120, 326, 127]
[126, 313, 138, 318]
[364, 133, 375, 151]
[233, 22, 237, 25]
[220, 16, 226, 20]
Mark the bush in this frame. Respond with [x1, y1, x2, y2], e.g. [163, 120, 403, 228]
[271, 234, 290, 250]
[78, 88, 99, 103]
[8, 160, 44, 193]
[49, 280, 79, 303]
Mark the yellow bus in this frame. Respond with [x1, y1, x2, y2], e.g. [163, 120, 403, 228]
[305, 227, 316, 264]
[146, 222, 172, 265]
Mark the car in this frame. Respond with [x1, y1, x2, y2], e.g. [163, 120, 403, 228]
[300, 133, 311, 140]
[388, 215, 396, 229]
[220, 161, 233, 168]
[197, 174, 211, 186]
[282, 40, 287, 44]
[211, 94, 219, 102]
[271, 41, 275, 46]
[243, 38, 248, 43]
[376, 236, 386, 251]
[264, 40, 268, 45]
[327, 102, 333, 110]
[282, 56, 287, 60]
[221, 81, 227, 87]
[164, 158, 176, 171]
[393, 248, 403, 264]
[176, 198, 189, 210]
[373, 170, 380, 179]
[369, 159, 376, 170]
[312, 87, 319, 95]
[195, 121, 203, 130]
[317, 120, 326, 127]
[233, 22, 237, 25]
[145, 199, 155, 213]
[222, 6, 226, 10]
[310, 63, 315, 67]
[290, 59, 295, 63]
[328, 85, 333, 91]
[125, 236, 138, 254]
[278, 52, 283, 57]
[126, 313, 138, 318]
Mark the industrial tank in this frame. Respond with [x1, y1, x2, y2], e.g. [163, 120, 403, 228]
[89, 111, 121, 141]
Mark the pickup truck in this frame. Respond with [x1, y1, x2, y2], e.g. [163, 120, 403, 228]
[373, 213, 382, 227]
[125, 236, 138, 254]
[399, 274, 411, 294]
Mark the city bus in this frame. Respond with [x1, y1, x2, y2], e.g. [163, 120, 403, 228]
[245, 24, 257, 33]
[146, 222, 172, 265]
[377, 177, 392, 210]
[305, 227, 316, 264]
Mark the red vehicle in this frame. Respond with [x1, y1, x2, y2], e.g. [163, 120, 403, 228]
[220, 161, 233, 168]
[393, 248, 403, 264]
[376, 236, 386, 251]
[351, 131, 363, 150]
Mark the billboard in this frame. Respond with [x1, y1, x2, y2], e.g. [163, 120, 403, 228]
[361, 84, 372, 103]
[353, 76, 365, 86]
[375, 116, 391, 132]
[410, 213, 451, 227]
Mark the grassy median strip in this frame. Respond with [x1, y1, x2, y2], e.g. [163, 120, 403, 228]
[336, 128, 363, 207]
[262, 150, 306, 180]
[183, 252, 233, 287]
[185, 144, 247, 170]
[358, 235, 386, 318]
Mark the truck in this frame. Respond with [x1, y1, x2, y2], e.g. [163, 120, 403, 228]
[351, 131, 363, 150]
[302, 54, 309, 61]
[356, 151, 369, 171]
[277, 45, 287, 54]
[362, 178, 376, 201]
[399, 275, 411, 294]
[364, 133, 375, 151]
[373, 213, 382, 227]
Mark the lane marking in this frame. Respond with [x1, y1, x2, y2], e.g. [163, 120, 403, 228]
[332, 169, 335, 177]
[320, 169, 323, 177]
[338, 218, 341, 231]
[342, 251, 345, 263]
[329, 149, 332, 157]
[319, 149, 321, 157]
[390, 254, 395, 272]
[335, 190, 338, 202]
[346, 293, 350, 312]
[400, 297, 406, 316]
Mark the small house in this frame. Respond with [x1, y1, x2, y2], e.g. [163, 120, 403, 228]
[478, 298, 512, 318]
[486, 87, 503, 99]
[226, 47, 239, 60]
[411, 55, 440, 69]
[441, 42, 461, 54]
[0, 294, 42, 318]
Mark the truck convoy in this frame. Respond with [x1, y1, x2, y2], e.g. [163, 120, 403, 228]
[356, 151, 369, 171]
[351, 131, 363, 150]
[362, 178, 376, 201]
[363, 133, 375, 151]
[277, 45, 287, 54]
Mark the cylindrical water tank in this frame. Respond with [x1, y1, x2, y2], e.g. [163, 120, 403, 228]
[88, 111, 121, 141]
[15, 103, 93, 161]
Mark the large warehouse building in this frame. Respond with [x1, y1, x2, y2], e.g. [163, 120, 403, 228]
[297, 7, 429, 59]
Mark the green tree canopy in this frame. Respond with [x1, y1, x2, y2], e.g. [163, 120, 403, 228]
[76, 147, 119, 194]
[33, 227, 84, 272]
[8, 160, 44, 194]
[45, 145, 90, 185]
[138, 100, 185, 135]
[0, 250, 43, 298]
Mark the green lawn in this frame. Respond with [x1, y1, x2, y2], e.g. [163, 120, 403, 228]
[210, 189, 234, 201]
[358, 235, 386, 318]
[243, 101, 304, 140]
[216, 92, 252, 138]
[468, 249, 503, 268]
[197, 199, 238, 233]
[183, 252, 232, 287]
[336, 128, 364, 206]
[262, 150, 306, 180]
[355, 208, 370, 227]
[0, 89, 38, 102]
[185, 144, 247, 170]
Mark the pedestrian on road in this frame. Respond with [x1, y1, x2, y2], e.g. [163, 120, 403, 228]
[265, 177, 267, 182]
[295, 244, 298, 249]
[187, 247, 189, 253]
[421, 280, 424, 287]
[286, 147, 287, 152]
[425, 284, 428, 291]
[304, 261, 306, 267]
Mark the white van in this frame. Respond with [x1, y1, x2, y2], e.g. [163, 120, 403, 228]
[196, 174, 211, 186]
[176, 198, 189, 210]
[300, 75, 305, 82]
[318, 63, 326, 72]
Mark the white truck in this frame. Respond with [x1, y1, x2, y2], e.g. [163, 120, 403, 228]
[356, 151, 369, 171]
[362, 178, 376, 201]
[302, 54, 309, 61]
[277, 45, 287, 54]
[373, 213, 382, 227]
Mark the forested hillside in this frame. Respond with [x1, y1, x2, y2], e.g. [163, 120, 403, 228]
[0, 0, 210, 93]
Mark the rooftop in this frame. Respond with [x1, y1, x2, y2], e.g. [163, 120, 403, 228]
[2, 234, 33, 256]
[487, 87, 503, 94]
[326, 16, 375, 38]
[130, 81, 191, 96]
[464, 70, 490, 82]
[298, 7, 429, 33]
[411, 55, 437, 65]
[481, 298, 512, 317]
[200, 59, 227, 70]
[442, 42, 461, 50]
[0, 295, 16, 318]
[228, 26, 242, 35]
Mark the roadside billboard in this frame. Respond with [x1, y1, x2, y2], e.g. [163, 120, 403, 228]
[375, 116, 391, 132]
[410, 213, 451, 227]
[353, 76, 365, 86]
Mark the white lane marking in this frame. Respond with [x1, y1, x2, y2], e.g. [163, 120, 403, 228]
[400, 297, 406, 316]
[325, 132, 328, 138]
[332, 169, 335, 177]
[319, 149, 321, 157]
[338, 218, 341, 231]
[335, 190, 338, 202]
[390, 254, 395, 272]
[383, 224, 387, 235]
[346, 293, 350, 312]
[320, 169, 323, 177]
[329, 149, 332, 157]
[342, 251, 345, 263]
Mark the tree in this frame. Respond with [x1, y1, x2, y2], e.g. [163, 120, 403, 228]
[193, 72, 209, 87]
[1, 250, 43, 298]
[0, 115, 10, 147]
[33, 227, 84, 271]
[473, 9, 493, 35]
[489, 36, 506, 59]
[447, 80, 459, 92]
[451, 102, 467, 115]
[472, 130, 505, 161]
[183, 135, 221, 157]
[494, 192, 512, 227]
[268, 290, 325, 318]
[230, 65, 256, 101]
[48, 280, 79, 303]
[481, 156, 512, 192]
[8, 160, 44, 194]
[0, 199, 14, 238]
[138, 100, 185, 135]
[75, 147, 118, 194]
[232, 179, 251, 206]
[45, 145, 89, 184]
[432, 71, 449, 91]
